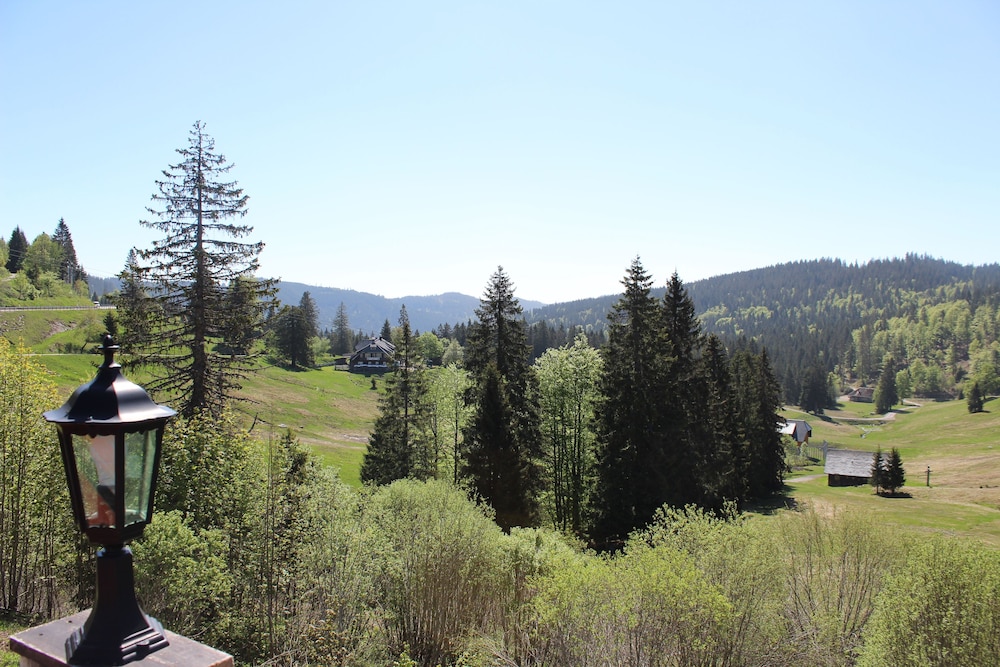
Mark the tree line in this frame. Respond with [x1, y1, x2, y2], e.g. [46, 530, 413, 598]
[362, 259, 788, 544]
[0, 219, 91, 303]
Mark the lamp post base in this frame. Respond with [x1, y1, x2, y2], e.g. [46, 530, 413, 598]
[65, 614, 167, 666]
[9, 611, 233, 667]
[66, 545, 168, 665]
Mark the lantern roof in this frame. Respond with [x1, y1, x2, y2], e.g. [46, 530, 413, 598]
[43, 334, 176, 428]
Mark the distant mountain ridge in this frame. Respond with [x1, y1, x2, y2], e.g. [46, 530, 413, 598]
[276, 281, 546, 334]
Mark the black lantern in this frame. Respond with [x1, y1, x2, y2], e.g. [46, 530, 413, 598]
[44, 334, 176, 665]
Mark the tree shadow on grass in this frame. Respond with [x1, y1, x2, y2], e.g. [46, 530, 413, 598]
[745, 486, 800, 515]
[876, 491, 913, 499]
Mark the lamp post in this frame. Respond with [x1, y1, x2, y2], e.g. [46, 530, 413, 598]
[43, 334, 176, 665]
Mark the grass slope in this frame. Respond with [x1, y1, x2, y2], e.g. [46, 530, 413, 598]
[232, 365, 378, 487]
[32, 354, 379, 488]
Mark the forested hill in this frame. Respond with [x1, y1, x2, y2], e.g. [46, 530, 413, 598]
[276, 281, 545, 334]
[524, 255, 1000, 403]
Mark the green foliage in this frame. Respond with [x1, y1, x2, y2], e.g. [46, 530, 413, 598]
[0, 339, 71, 617]
[156, 409, 262, 534]
[778, 509, 901, 665]
[858, 539, 1000, 667]
[22, 233, 62, 283]
[367, 479, 511, 666]
[636, 505, 788, 665]
[534, 333, 601, 535]
[532, 533, 732, 666]
[131, 511, 232, 640]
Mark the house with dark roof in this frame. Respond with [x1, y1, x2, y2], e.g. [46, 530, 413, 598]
[847, 386, 874, 403]
[349, 336, 396, 374]
[824, 449, 876, 486]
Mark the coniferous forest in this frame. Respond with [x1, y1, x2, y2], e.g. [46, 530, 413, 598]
[2, 124, 1000, 666]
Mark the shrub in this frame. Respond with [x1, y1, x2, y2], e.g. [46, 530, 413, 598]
[366, 479, 511, 666]
[778, 509, 902, 666]
[531, 536, 731, 666]
[858, 539, 1000, 666]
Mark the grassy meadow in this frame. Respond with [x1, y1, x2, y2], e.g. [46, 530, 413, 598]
[781, 396, 1000, 546]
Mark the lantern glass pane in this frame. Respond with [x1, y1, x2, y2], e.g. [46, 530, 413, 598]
[124, 429, 157, 526]
[72, 434, 117, 529]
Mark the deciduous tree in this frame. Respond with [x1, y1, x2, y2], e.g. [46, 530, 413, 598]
[535, 334, 601, 535]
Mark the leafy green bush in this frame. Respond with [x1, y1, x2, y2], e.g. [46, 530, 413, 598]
[366, 479, 512, 666]
[858, 538, 1000, 666]
[131, 511, 232, 641]
[531, 533, 732, 666]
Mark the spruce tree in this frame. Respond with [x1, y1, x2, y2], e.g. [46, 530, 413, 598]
[967, 381, 984, 413]
[299, 291, 319, 342]
[875, 357, 898, 414]
[798, 362, 829, 414]
[699, 334, 745, 507]
[660, 271, 706, 508]
[885, 448, 905, 495]
[870, 448, 885, 495]
[330, 302, 352, 355]
[270, 305, 313, 368]
[593, 258, 666, 543]
[462, 267, 542, 530]
[361, 306, 432, 484]
[732, 346, 787, 498]
[52, 218, 85, 284]
[5, 227, 28, 274]
[116, 121, 276, 417]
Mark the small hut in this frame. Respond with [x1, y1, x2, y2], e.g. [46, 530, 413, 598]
[824, 449, 875, 486]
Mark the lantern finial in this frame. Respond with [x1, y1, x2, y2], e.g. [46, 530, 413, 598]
[100, 333, 120, 369]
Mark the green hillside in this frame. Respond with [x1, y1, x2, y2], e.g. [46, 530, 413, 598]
[231, 364, 378, 487]
[781, 396, 1000, 546]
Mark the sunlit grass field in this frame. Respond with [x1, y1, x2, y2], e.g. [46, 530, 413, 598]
[781, 396, 1000, 547]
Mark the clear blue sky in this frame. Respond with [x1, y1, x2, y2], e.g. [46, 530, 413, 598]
[2, 1, 997, 304]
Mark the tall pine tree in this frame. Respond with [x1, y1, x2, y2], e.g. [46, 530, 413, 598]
[116, 121, 276, 417]
[660, 272, 706, 508]
[5, 227, 28, 274]
[361, 306, 433, 484]
[462, 267, 542, 530]
[593, 258, 667, 544]
[52, 218, 85, 284]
